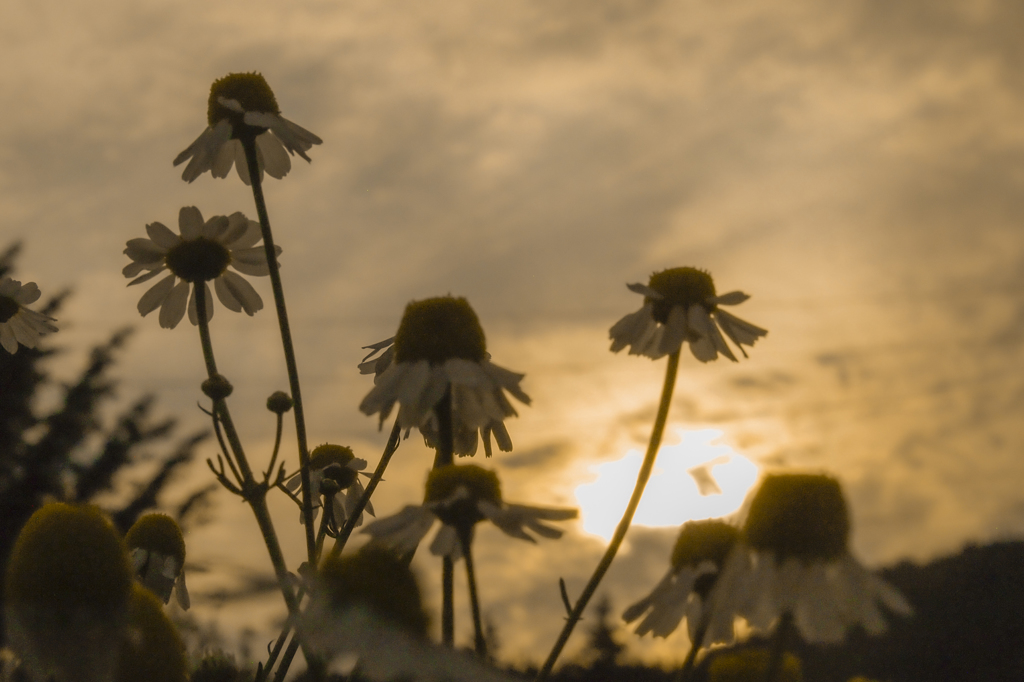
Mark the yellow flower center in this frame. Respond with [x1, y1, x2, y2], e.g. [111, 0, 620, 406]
[646, 267, 717, 323]
[670, 520, 738, 570]
[125, 513, 186, 566]
[309, 443, 359, 490]
[165, 237, 231, 283]
[5, 503, 132, 613]
[207, 72, 280, 127]
[394, 296, 487, 364]
[743, 474, 850, 563]
[0, 294, 19, 323]
[318, 547, 429, 638]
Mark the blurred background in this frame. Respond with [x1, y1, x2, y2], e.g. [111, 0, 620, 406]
[3, 0, 1024, 668]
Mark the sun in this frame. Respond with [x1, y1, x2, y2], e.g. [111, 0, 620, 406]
[574, 428, 759, 542]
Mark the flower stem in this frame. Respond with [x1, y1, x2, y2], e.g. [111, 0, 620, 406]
[762, 612, 794, 682]
[458, 525, 488, 658]
[536, 350, 681, 680]
[326, 418, 403, 561]
[194, 284, 300, 618]
[675, 619, 708, 682]
[432, 386, 456, 646]
[242, 136, 317, 565]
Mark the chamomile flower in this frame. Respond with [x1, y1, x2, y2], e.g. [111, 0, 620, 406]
[4, 503, 132, 682]
[125, 514, 190, 610]
[707, 474, 913, 644]
[0, 278, 57, 354]
[610, 267, 767, 362]
[174, 72, 322, 185]
[285, 444, 374, 528]
[359, 297, 530, 457]
[362, 464, 577, 560]
[623, 520, 738, 643]
[123, 207, 280, 329]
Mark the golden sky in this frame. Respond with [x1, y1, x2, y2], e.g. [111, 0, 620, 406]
[4, 0, 1024, 667]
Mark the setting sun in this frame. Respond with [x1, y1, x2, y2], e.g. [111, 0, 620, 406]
[574, 428, 759, 541]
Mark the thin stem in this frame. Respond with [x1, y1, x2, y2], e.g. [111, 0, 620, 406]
[458, 525, 487, 658]
[762, 612, 794, 682]
[675, 619, 708, 682]
[442, 557, 455, 647]
[194, 285, 299, 621]
[537, 350, 681, 680]
[431, 387, 456, 647]
[272, 638, 301, 682]
[326, 418, 403, 561]
[242, 136, 316, 565]
[265, 411, 285, 481]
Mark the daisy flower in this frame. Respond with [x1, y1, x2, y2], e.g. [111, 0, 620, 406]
[0, 277, 57, 354]
[173, 72, 322, 185]
[361, 464, 577, 560]
[623, 519, 738, 644]
[5, 503, 132, 682]
[123, 206, 280, 329]
[125, 513, 190, 610]
[359, 296, 530, 458]
[609, 267, 767, 362]
[285, 443, 374, 528]
[706, 474, 913, 645]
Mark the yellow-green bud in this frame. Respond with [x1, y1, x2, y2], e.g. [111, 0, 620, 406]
[202, 374, 234, 400]
[318, 547, 429, 638]
[116, 585, 188, 682]
[744, 474, 850, 563]
[394, 296, 487, 364]
[266, 390, 294, 414]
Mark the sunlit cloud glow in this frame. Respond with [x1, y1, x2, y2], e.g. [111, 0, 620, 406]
[574, 428, 759, 541]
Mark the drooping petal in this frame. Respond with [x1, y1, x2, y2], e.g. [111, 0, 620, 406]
[0, 323, 18, 354]
[658, 304, 689, 356]
[186, 281, 214, 326]
[216, 271, 263, 315]
[256, 131, 292, 179]
[137, 274, 176, 316]
[211, 136, 237, 179]
[159, 279, 190, 329]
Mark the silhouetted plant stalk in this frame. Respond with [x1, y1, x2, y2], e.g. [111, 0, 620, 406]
[762, 612, 794, 682]
[241, 137, 317, 565]
[457, 524, 488, 657]
[676, 618, 709, 682]
[194, 286, 320, 674]
[537, 349, 682, 680]
[434, 387, 456, 647]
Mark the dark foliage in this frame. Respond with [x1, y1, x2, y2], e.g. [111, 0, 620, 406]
[0, 243, 210, 644]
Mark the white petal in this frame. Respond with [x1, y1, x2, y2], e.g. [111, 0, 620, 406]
[658, 304, 688, 356]
[178, 206, 204, 240]
[159, 279, 190, 329]
[211, 136, 238, 179]
[627, 282, 662, 299]
[186, 281, 214, 326]
[231, 247, 273, 277]
[234, 138, 254, 186]
[429, 524, 462, 559]
[0, 324, 18, 353]
[137, 274, 176, 316]
[216, 271, 263, 315]
[257, 131, 292, 179]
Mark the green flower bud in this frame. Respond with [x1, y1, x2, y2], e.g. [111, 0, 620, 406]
[266, 390, 294, 414]
[310, 443, 359, 490]
[201, 374, 234, 400]
[207, 72, 280, 127]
